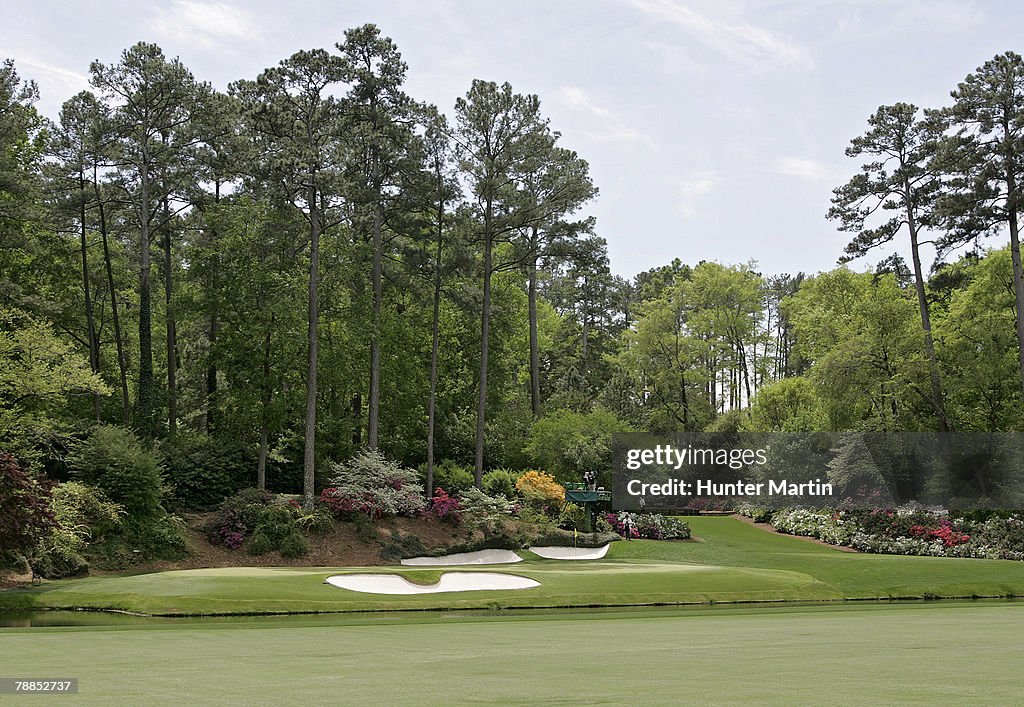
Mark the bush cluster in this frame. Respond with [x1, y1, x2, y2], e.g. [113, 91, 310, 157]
[325, 450, 424, 519]
[515, 470, 564, 508]
[605, 511, 690, 540]
[752, 505, 1024, 561]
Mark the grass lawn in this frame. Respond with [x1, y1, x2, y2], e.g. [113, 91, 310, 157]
[2, 603, 1022, 704]
[3, 517, 1024, 615]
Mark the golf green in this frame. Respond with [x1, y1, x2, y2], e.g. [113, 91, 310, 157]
[3, 517, 1024, 615]
[2, 603, 1022, 704]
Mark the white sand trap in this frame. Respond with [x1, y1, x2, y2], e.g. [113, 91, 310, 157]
[400, 549, 523, 566]
[529, 544, 610, 560]
[326, 572, 539, 594]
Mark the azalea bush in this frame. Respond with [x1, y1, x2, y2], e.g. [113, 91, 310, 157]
[0, 453, 55, 572]
[515, 470, 564, 509]
[769, 504, 1024, 561]
[430, 487, 461, 525]
[326, 450, 424, 519]
[606, 512, 690, 540]
[206, 488, 273, 549]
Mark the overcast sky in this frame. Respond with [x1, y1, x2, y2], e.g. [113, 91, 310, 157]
[3, 0, 1019, 277]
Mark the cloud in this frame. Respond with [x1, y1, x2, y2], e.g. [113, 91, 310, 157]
[773, 157, 831, 180]
[669, 171, 723, 217]
[148, 1, 263, 50]
[628, 0, 812, 69]
[14, 58, 89, 97]
[557, 86, 650, 144]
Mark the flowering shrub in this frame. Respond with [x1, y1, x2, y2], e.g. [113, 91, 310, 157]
[430, 487, 461, 525]
[515, 470, 564, 508]
[768, 504, 1024, 561]
[459, 487, 514, 533]
[771, 508, 855, 546]
[206, 488, 273, 549]
[606, 512, 690, 540]
[326, 450, 425, 519]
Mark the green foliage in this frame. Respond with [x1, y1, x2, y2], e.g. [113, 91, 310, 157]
[31, 481, 123, 579]
[743, 377, 826, 432]
[481, 469, 520, 499]
[294, 508, 333, 535]
[89, 513, 189, 568]
[161, 434, 256, 511]
[424, 460, 475, 497]
[459, 486, 514, 533]
[785, 269, 924, 430]
[279, 531, 309, 559]
[936, 248, 1023, 430]
[69, 426, 166, 517]
[0, 307, 109, 470]
[526, 407, 630, 483]
[557, 502, 586, 531]
[379, 530, 427, 562]
[246, 505, 298, 556]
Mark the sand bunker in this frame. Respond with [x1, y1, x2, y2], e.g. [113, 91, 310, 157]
[529, 544, 610, 560]
[326, 572, 539, 594]
[400, 549, 523, 566]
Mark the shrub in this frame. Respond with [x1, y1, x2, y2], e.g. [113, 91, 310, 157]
[90, 513, 189, 568]
[482, 469, 520, 499]
[379, 530, 427, 562]
[327, 450, 425, 519]
[0, 452, 55, 571]
[279, 531, 309, 558]
[606, 512, 690, 540]
[246, 505, 296, 555]
[515, 470, 564, 508]
[294, 508, 333, 535]
[352, 514, 378, 544]
[247, 530, 274, 555]
[530, 528, 619, 548]
[161, 434, 254, 511]
[557, 502, 586, 531]
[423, 460, 475, 496]
[206, 488, 273, 549]
[31, 482, 122, 579]
[460, 487, 513, 532]
[69, 426, 165, 517]
[430, 487, 461, 525]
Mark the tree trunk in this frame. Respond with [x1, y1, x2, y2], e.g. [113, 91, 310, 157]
[79, 170, 101, 422]
[137, 161, 155, 437]
[258, 324, 272, 490]
[367, 177, 383, 450]
[303, 183, 321, 509]
[528, 229, 541, 418]
[426, 187, 444, 498]
[904, 189, 950, 431]
[473, 200, 493, 487]
[1006, 169, 1024, 403]
[351, 393, 362, 446]
[163, 197, 177, 436]
[96, 188, 130, 423]
[206, 180, 221, 434]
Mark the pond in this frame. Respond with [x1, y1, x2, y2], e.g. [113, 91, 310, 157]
[3, 598, 1019, 629]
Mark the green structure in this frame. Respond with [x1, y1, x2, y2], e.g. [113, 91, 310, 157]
[563, 482, 612, 532]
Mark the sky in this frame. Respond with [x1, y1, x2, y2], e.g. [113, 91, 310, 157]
[3, 0, 1020, 278]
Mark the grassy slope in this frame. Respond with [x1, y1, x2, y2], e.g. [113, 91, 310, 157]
[3, 517, 1024, 615]
[3, 603, 1023, 704]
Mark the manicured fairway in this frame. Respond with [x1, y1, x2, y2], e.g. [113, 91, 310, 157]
[2, 603, 1022, 704]
[3, 517, 1024, 615]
